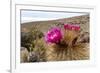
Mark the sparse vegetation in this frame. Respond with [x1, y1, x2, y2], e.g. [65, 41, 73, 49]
[21, 27, 44, 52]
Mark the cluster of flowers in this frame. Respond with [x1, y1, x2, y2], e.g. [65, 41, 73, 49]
[45, 24, 80, 44]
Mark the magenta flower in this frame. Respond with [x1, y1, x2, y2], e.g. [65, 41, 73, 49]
[45, 27, 62, 44]
[64, 24, 80, 31]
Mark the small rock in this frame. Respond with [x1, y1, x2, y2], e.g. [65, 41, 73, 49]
[28, 52, 39, 62]
[20, 47, 29, 63]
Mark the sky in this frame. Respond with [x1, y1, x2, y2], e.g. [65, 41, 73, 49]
[21, 10, 88, 23]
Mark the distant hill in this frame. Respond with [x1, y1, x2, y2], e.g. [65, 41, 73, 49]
[21, 15, 89, 33]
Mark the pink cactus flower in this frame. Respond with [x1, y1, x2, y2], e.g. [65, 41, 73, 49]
[64, 24, 80, 31]
[45, 27, 62, 44]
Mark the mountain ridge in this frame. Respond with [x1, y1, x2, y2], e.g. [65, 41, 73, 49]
[21, 14, 89, 33]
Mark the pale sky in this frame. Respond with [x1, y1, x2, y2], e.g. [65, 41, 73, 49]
[21, 10, 87, 23]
